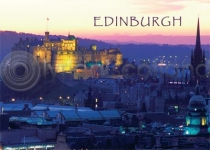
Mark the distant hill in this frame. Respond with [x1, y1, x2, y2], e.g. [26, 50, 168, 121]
[0, 31, 209, 62]
[0, 31, 115, 61]
[93, 35, 210, 45]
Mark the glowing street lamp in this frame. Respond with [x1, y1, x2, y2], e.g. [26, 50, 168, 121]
[11, 98, 15, 102]
[39, 97, 43, 101]
[67, 96, 70, 100]
[59, 96, 62, 100]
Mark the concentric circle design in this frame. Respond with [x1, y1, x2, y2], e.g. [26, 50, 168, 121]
[0, 51, 40, 91]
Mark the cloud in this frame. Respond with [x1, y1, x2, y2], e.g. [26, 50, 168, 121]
[130, 0, 205, 14]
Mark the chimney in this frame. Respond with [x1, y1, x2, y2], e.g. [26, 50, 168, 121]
[75, 104, 78, 112]
[0, 107, 3, 114]
[23, 104, 30, 110]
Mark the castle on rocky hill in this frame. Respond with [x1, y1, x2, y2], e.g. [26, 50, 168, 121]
[12, 32, 123, 74]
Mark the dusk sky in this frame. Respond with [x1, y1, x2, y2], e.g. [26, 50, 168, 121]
[0, 0, 210, 44]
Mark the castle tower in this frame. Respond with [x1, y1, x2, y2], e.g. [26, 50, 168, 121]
[190, 18, 206, 81]
[44, 31, 49, 41]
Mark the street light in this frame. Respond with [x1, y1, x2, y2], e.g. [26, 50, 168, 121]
[39, 97, 43, 101]
[67, 96, 70, 100]
[59, 96, 62, 100]
[11, 98, 15, 102]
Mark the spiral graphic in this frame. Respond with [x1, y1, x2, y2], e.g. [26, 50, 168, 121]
[0, 51, 40, 91]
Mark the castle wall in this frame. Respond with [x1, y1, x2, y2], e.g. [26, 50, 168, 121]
[52, 52, 79, 73]
[32, 46, 51, 63]
[61, 39, 76, 51]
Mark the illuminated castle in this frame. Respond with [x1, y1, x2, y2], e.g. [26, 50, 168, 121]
[12, 32, 123, 74]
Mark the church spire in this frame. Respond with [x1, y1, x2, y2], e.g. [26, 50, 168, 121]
[195, 18, 201, 50]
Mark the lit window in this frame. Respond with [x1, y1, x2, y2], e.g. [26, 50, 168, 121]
[201, 118, 206, 126]
[186, 118, 190, 126]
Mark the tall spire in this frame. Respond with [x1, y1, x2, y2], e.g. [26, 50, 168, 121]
[195, 18, 201, 50]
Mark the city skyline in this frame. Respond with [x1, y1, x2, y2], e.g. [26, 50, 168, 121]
[0, 0, 210, 44]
